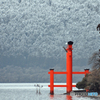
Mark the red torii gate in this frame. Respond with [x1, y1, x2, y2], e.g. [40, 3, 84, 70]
[48, 41, 90, 94]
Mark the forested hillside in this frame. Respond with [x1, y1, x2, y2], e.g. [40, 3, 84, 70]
[0, 0, 100, 82]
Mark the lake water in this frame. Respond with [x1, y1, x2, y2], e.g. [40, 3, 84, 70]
[0, 83, 99, 100]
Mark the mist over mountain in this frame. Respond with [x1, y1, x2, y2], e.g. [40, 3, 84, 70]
[0, 0, 100, 82]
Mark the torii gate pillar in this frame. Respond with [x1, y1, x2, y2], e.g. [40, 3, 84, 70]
[48, 41, 90, 94]
[66, 41, 73, 93]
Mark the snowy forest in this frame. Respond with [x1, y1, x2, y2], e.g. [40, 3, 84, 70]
[0, 0, 100, 82]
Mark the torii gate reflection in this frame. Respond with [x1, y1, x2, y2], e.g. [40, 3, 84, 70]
[48, 41, 90, 94]
[50, 94, 72, 100]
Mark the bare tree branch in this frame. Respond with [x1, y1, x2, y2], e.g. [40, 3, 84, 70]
[88, 50, 100, 70]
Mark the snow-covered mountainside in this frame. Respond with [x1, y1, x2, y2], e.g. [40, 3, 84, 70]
[0, 0, 100, 59]
[0, 0, 100, 82]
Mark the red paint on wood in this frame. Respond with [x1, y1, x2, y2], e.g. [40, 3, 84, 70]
[48, 41, 90, 94]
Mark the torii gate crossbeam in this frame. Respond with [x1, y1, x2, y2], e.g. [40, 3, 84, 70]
[48, 41, 90, 94]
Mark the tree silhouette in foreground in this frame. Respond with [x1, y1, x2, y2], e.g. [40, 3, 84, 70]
[97, 24, 100, 31]
[76, 50, 100, 93]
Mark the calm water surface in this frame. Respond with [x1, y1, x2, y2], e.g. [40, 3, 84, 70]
[0, 83, 99, 100]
